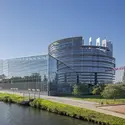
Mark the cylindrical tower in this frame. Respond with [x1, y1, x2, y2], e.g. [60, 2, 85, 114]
[48, 36, 115, 93]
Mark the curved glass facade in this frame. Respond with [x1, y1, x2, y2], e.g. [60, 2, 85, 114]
[49, 37, 115, 92]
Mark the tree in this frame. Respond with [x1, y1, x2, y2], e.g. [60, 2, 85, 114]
[30, 73, 41, 82]
[72, 84, 81, 96]
[92, 87, 101, 95]
[79, 84, 89, 94]
[122, 70, 125, 83]
[101, 84, 125, 99]
[72, 84, 89, 96]
[92, 84, 106, 95]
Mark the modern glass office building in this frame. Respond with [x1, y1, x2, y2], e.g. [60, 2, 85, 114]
[0, 36, 115, 95]
[49, 37, 115, 87]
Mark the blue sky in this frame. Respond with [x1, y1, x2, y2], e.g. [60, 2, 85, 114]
[0, 0, 125, 68]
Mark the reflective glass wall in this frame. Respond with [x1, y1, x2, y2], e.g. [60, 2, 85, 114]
[0, 55, 49, 94]
[0, 55, 77, 95]
[48, 55, 77, 95]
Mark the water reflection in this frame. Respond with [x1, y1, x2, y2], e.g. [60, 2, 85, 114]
[0, 102, 95, 125]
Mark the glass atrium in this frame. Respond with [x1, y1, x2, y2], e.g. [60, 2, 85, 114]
[0, 55, 77, 95]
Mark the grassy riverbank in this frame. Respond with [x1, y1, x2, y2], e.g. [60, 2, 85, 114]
[0, 93, 125, 125]
[0, 93, 28, 103]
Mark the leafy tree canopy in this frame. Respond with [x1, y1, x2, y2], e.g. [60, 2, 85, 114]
[102, 84, 125, 99]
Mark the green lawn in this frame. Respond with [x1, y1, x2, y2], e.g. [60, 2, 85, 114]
[73, 98, 125, 105]
[60, 95, 125, 105]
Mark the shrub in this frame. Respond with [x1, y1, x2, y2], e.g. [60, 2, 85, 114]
[72, 84, 89, 96]
[92, 87, 101, 95]
[72, 84, 81, 96]
[92, 84, 106, 95]
[102, 84, 125, 99]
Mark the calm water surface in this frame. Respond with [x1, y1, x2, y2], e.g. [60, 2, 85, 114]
[0, 102, 95, 125]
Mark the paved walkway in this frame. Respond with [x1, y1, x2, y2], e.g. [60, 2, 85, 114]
[100, 105, 125, 114]
[0, 90, 125, 119]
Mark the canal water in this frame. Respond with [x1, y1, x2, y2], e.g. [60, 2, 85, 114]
[0, 102, 95, 125]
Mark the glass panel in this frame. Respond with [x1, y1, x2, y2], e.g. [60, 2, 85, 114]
[48, 55, 77, 95]
[0, 55, 78, 95]
[0, 55, 48, 95]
